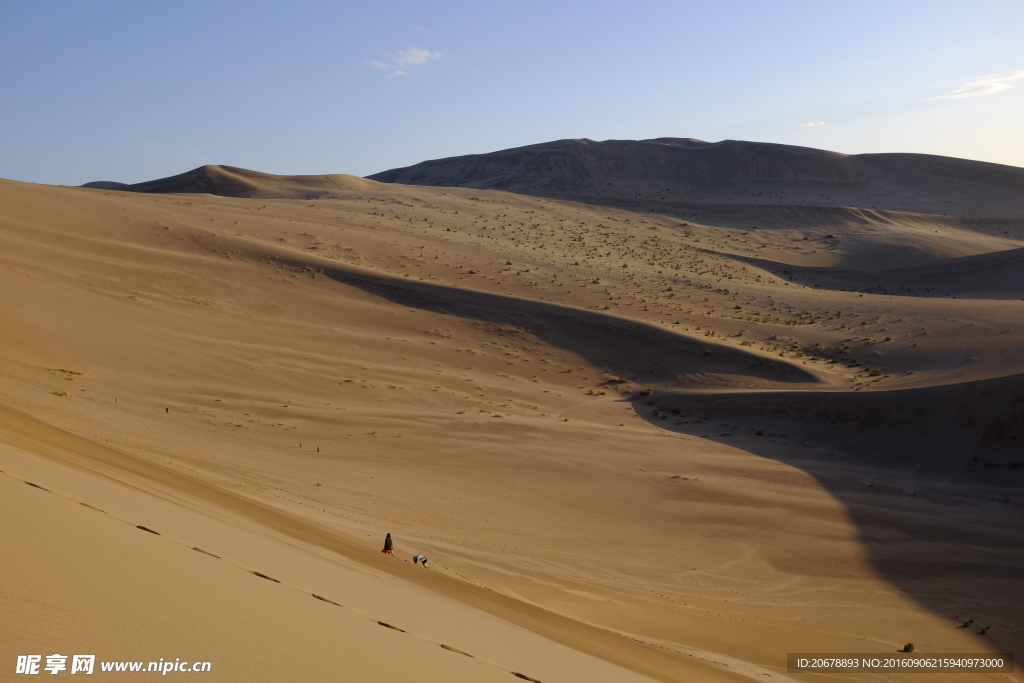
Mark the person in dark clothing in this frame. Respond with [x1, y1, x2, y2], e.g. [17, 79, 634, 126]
[381, 533, 394, 555]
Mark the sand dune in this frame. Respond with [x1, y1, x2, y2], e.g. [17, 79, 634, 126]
[84, 164, 377, 199]
[5, 136, 1023, 683]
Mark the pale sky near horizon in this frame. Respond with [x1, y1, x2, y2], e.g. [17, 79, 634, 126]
[1, 1, 1022, 185]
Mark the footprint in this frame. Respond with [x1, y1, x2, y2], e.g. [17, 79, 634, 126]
[192, 547, 219, 558]
[377, 621, 406, 632]
[312, 594, 341, 606]
[251, 571, 280, 583]
[136, 525, 160, 535]
[440, 644, 474, 658]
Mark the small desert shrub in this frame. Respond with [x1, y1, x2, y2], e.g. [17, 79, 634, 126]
[903, 643, 914, 653]
[638, 389, 652, 396]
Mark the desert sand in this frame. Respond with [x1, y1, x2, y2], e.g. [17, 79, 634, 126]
[2, 139, 1022, 682]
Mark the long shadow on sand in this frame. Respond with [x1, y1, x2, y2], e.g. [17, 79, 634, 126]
[303, 256, 818, 390]
[632, 383, 1024, 655]
[268, 240, 1024, 655]
[727, 247, 1024, 300]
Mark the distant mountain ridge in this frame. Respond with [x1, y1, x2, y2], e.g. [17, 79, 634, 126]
[370, 138, 865, 187]
[80, 139, 1024, 217]
[366, 138, 1024, 217]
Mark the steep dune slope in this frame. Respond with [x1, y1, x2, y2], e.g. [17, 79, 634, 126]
[0, 411, 668, 683]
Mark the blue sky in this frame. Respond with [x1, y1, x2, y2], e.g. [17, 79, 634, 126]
[1, 1, 1022, 185]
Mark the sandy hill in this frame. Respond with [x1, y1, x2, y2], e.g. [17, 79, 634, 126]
[83, 164, 376, 199]
[4, 145, 1023, 683]
[367, 137, 1024, 217]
